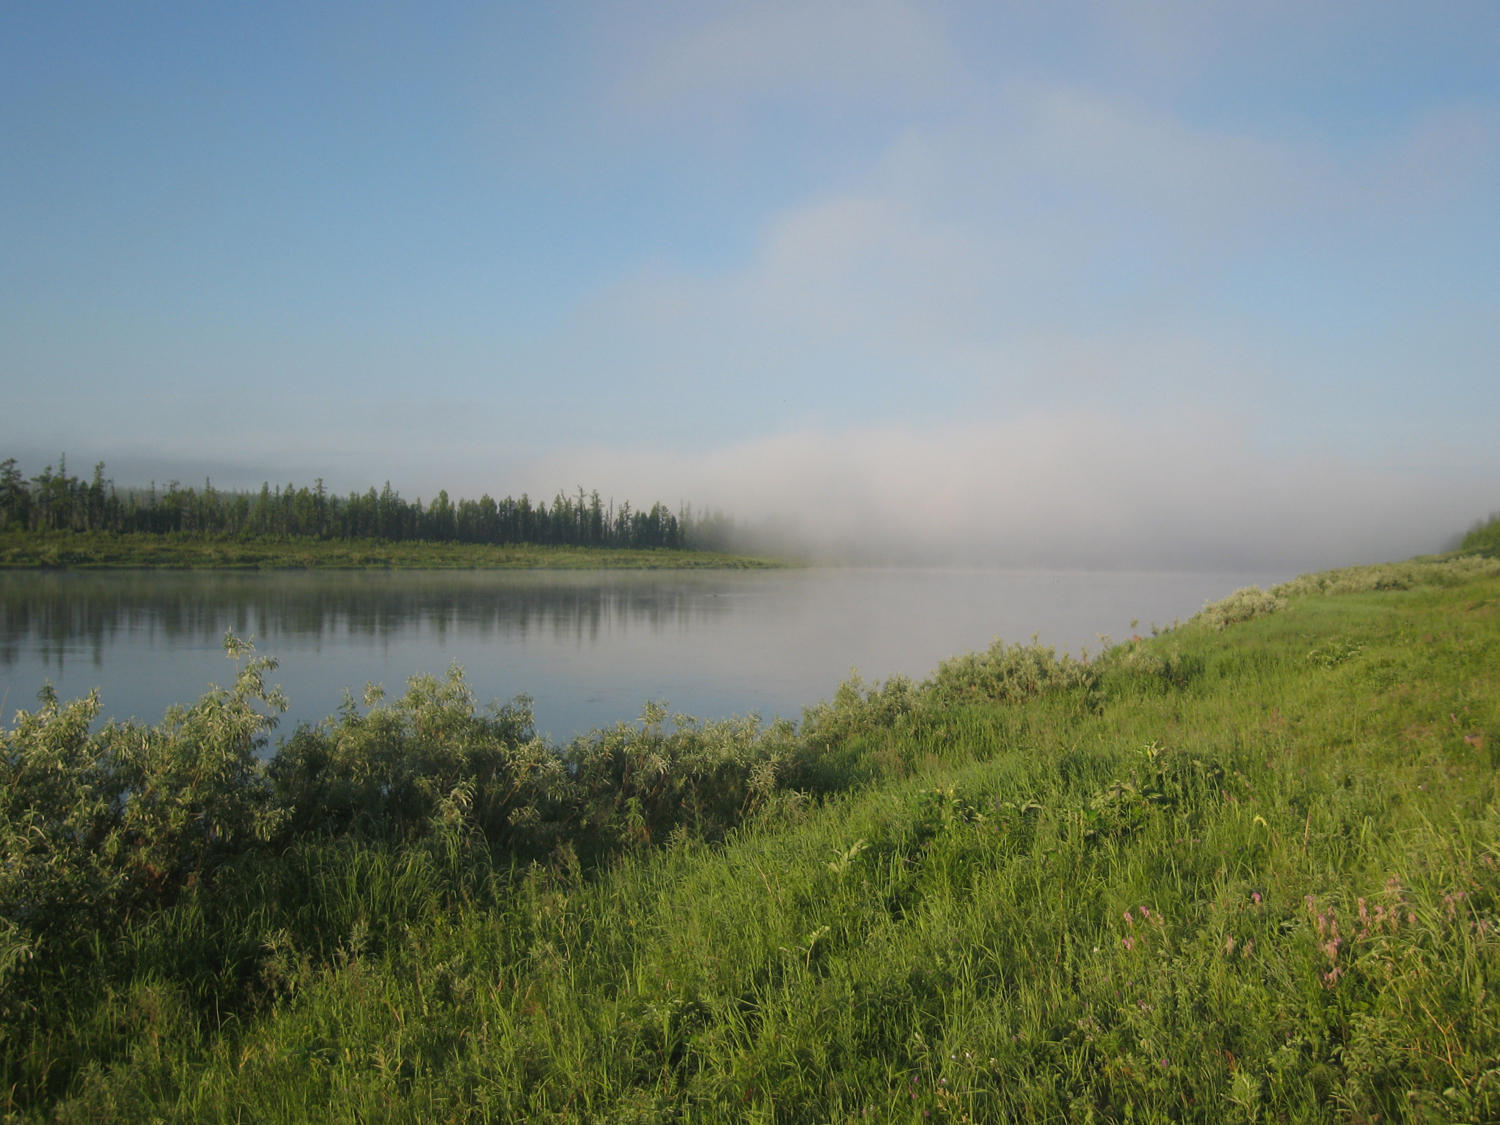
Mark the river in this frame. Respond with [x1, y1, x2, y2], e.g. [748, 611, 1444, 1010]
[0, 567, 1287, 742]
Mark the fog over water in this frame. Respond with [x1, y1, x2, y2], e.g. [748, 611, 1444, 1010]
[534, 415, 1490, 572]
[1, 567, 1284, 741]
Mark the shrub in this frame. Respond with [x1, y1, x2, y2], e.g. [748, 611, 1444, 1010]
[0, 636, 285, 1026]
[566, 704, 805, 853]
[801, 670, 925, 751]
[1098, 643, 1205, 692]
[1273, 555, 1500, 598]
[270, 667, 564, 850]
[275, 672, 809, 861]
[1194, 585, 1287, 631]
[925, 636, 1096, 705]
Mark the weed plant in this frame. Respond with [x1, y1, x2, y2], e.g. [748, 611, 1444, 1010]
[2, 556, 1499, 1121]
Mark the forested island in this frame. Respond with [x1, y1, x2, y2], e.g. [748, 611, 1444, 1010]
[0, 456, 763, 568]
[3, 536, 1500, 1120]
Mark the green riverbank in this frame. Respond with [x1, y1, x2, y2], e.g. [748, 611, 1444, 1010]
[0, 530, 784, 569]
[3, 553, 1500, 1120]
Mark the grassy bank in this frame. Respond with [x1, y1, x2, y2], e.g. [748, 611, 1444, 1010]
[0, 530, 783, 569]
[3, 554, 1500, 1121]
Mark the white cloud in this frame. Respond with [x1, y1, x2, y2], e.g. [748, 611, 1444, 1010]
[590, 66, 1500, 431]
[745, 193, 984, 336]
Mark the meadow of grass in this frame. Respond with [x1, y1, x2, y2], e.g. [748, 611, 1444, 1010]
[3, 554, 1499, 1121]
[0, 530, 782, 570]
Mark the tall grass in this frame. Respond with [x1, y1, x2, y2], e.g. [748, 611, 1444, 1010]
[3, 559, 1499, 1121]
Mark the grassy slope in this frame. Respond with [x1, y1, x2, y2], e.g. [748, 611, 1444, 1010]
[11, 566, 1500, 1121]
[0, 530, 782, 569]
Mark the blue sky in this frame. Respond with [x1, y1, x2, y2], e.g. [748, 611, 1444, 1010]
[3, 1, 1497, 567]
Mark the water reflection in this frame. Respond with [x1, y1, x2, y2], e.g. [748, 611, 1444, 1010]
[1, 570, 744, 671]
[0, 567, 1286, 739]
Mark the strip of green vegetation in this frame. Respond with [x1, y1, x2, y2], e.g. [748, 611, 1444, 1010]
[1, 455, 724, 552]
[3, 554, 1499, 1121]
[1461, 511, 1500, 556]
[0, 531, 783, 569]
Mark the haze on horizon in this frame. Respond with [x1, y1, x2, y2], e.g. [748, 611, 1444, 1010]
[2, 1, 1497, 572]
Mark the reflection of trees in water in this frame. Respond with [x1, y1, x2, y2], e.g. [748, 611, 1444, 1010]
[0, 571, 741, 668]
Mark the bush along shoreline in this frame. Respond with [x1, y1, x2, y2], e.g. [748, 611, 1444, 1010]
[2, 552, 1499, 1121]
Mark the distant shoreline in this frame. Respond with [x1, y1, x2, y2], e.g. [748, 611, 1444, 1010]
[0, 531, 788, 570]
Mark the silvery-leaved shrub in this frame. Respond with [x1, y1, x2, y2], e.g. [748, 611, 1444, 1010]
[269, 663, 565, 852]
[272, 667, 806, 862]
[566, 703, 804, 854]
[1273, 555, 1500, 598]
[800, 670, 924, 752]
[1194, 586, 1287, 632]
[925, 637, 1095, 705]
[1100, 644, 1205, 692]
[1, 635, 285, 1019]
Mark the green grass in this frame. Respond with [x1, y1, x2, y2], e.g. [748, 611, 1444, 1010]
[4, 559, 1500, 1121]
[0, 530, 784, 569]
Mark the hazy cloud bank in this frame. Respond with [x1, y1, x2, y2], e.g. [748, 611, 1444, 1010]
[531, 414, 1494, 572]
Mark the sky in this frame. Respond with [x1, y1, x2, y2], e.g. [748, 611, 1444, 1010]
[2, 0, 1497, 569]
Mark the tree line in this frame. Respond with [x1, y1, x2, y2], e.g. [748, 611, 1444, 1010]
[0, 455, 737, 551]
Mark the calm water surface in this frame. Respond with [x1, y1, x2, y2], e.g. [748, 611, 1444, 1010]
[0, 568, 1286, 741]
